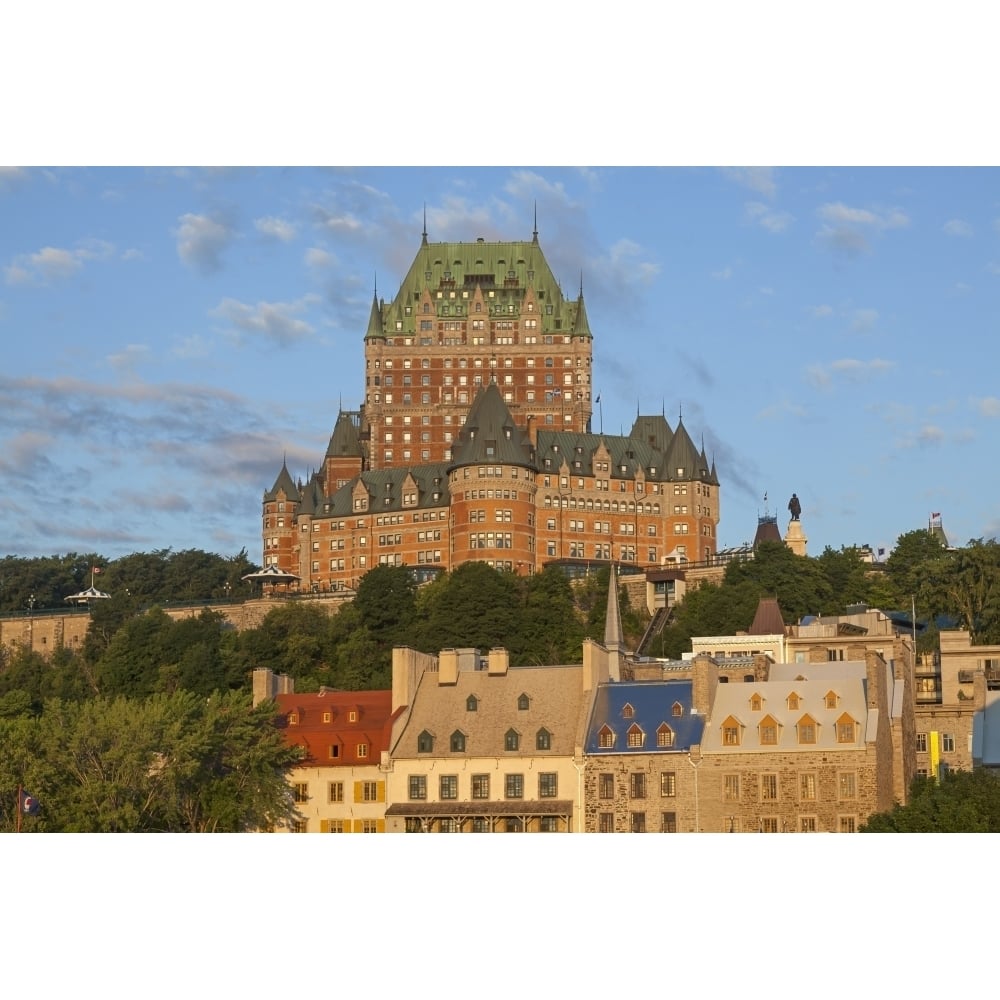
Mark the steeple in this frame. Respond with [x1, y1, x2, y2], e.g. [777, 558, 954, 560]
[364, 290, 383, 340]
[604, 563, 624, 683]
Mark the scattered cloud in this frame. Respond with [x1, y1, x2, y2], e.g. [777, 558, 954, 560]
[304, 247, 336, 270]
[121, 248, 144, 262]
[107, 344, 153, 373]
[897, 424, 947, 449]
[816, 201, 909, 257]
[756, 399, 808, 421]
[0, 166, 29, 192]
[806, 357, 895, 387]
[255, 216, 297, 242]
[850, 308, 879, 332]
[211, 296, 319, 347]
[721, 167, 777, 199]
[745, 201, 793, 233]
[711, 266, 732, 280]
[175, 212, 235, 274]
[943, 218, 973, 237]
[4, 239, 114, 285]
[812, 304, 834, 318]
[974, 396, 1000, 417]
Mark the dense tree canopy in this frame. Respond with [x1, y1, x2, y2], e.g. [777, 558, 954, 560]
[0, 691, 302, 832]
[861, 770, 1000, 832]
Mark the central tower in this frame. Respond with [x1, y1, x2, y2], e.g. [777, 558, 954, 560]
[362, 226, 593, 471]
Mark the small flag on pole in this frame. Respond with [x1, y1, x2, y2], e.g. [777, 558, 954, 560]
[931, 512, 941, 519]
[20, 790, 39, 815]
[92, 566, 102, 575]
[595, 393, 601, 404]
[878, 547, 885, 556]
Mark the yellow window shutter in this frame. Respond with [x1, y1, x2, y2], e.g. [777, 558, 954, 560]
[320, 819, 330, 833]
[376, 819, 385, 833]
[377, 781, 386, 803]
[353, 819, 364, 833]
[341, 821, 352, 833]
[353, 781, 362, 803]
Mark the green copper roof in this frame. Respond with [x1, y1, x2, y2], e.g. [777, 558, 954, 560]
[367, 236, 591, 340]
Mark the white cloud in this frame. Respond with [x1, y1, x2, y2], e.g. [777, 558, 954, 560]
[4, 239, 113, 284]
[175, 213, 234, 274]
[943, 218, 973, 237]
[711, 266, 733, 281]
[721, 167, 777, 199]
[304, 247, 335, 269]
[0, 166, 28, 192]
[806, 357, 894, 386]
[816, 201, 909, 257]
[107, 344, 152, 373]
[255, 216, 297, 242]
[812, 304, 834, 318]
[974, 396, 1000, 417]
[211, 296, 319, 347]
[850, 308, 879, 332]
[745, 200, 793, 233]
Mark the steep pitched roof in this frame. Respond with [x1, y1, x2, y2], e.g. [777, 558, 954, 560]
[364, 292, 384, 340]
[264, 460, 300, 502]
[325, 411, 363, 459]
[629, 414, 674, 454]
[276, 689, 395, 765]
[449, 383, 534, 468]
[374, 236, 589, 340]
[391, 663, 585, 759]
[754, 514, 782, 547]
[748, 596, 786, 635]
[323, 463, 451, 517]
[662, 417, 708, 480]
[585, 681, 704, 753]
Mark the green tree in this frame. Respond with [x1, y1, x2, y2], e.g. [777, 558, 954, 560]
[861, 770, 1000, 832]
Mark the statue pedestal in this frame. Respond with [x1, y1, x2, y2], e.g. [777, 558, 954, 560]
[785, 519, 808, 557]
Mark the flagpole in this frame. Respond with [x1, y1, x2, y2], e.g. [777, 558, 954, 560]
[16, 783, 21, 834]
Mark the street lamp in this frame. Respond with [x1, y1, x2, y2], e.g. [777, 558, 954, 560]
[27, 594, 36, 616]
[224, 581, 232, 601]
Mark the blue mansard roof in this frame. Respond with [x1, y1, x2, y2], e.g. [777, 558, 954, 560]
[585, 680, 704, 754]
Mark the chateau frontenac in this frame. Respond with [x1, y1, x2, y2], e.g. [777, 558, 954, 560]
[262, 225, 721, 592]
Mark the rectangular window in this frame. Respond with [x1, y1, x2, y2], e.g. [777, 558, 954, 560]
[538, 772, 558, 798]
[293, 783, 308, 803]
[800, 816, 818, 832]
[361, 820, 379, 833]
[838, 815, 857, 833]
[800, 773, 816, 801]
[942, 734, 955, 752]
[723, 774, 740, 801]
[440, 775, 458, 800]
[916, 733, 928, 752]
[630, 812, 646, 833]
[471, 774, 490, 799]
[599, 773, 614, 799]
[660, 772, 676, 797]
[760, 773, 778, 802]
[408, 775, 427, 800]
[838, 772, 857, 799]
[760, 817, 779, 833]
[328, 781, 344, 803]
[362, 781, 379, 802]
[505, 774, 524, 799]
[661, 812, 677, 833]
[837, 721, 855, 743]
[598, 812, 614, 833]
[630, 773, 647, 799]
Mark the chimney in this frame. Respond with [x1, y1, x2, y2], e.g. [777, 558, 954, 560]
[439, 648, 459, 685]
[691, 654, 719, 717]
[487, 648, 509, 676]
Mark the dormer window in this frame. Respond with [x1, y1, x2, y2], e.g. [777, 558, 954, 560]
[450, 730, 466, 752]
[504, 729, 520, 752]
[797, 715, 818, 745]
[721, 715, 742, 746]
[750, 694, 762, 712]
[598, 725, 615, 749]
[466, 694, 479, 712]
[825, 690, 839, 710]
[517, 693, 530, 711]
[417, 730, 434, 753]
[787, 692, 800, 711]
[759, 714, 780, 746]
[622, 703, 635, 719]
[836, 713, 857, 744]
[627, 723, 645, 748]
[672, 701, 684, 718]
[656, 724, 674, 748]
[536, 728, 552, 751]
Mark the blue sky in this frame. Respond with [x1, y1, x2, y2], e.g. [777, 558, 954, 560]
[3, 165, 999, 561]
